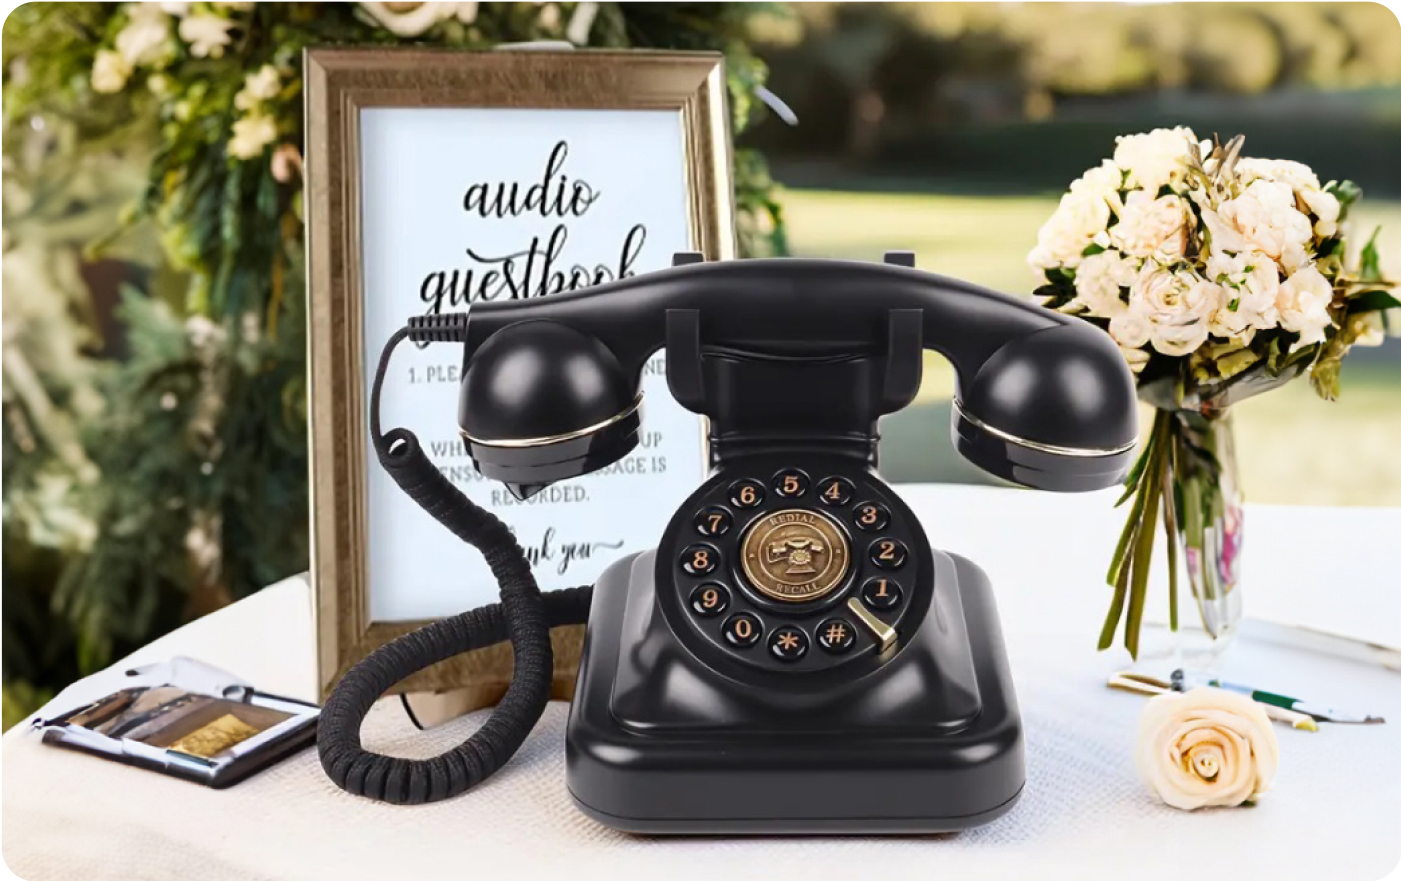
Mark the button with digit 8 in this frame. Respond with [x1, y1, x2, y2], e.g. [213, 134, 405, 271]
[729, 479, 765, 509]
[681, 543, 719, 575]
[768, 626, 809, 662]
[689, 583, 730, 617]
[869, 538, 908, 570]
[772, 468, 809, 499]
[853, 502, 890, 532]
[723, 612, 762, 648]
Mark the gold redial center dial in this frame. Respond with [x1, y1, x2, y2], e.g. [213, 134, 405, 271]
[740, 508, 850, 602]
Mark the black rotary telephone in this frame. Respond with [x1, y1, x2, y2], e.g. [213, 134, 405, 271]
[318, 253, 1138, 833]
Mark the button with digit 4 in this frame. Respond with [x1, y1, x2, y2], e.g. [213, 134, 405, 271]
[772, 468, 809, 499]
[817, 618, 856, 653]
[694, 506, 732, 537]
[681, 543, 720, 575]
[723, 613, 762, 648]
[768, 626, 809, 662]
[817, 477, 854, 507]
[869, 538, 908, 570]
[729, 479, 765, 509]
[861, 576, 903, 610]
[853, 502, 890, 532]
[690, 583, 729, 617]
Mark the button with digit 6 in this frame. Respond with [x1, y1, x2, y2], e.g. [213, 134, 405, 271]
[723, 613, 762, 648]
[690, 583, 729, 617]
[681, 543, 720, 575]
[729, 479, 765, 509]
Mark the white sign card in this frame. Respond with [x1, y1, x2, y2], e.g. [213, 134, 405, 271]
[359, 107, 707, 621]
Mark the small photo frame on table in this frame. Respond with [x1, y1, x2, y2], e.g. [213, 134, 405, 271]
[305, 48, 736, 704]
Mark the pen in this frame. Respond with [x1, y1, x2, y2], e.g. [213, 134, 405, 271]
[1208, 679, 1385, 724]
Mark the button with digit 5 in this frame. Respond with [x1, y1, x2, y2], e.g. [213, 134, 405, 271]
[681, 543, 720, 575]
[729, 479, 765, 509]
[723, 613, 762, 648]
[853, 502, 890, 532]
[694, 506, 732, 537]
[689, 583, 730, 617]
[772, 469, 809, 499]
[869, 538, 908, 570]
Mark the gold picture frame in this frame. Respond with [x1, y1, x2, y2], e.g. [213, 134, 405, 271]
[305, 47, 735, 702]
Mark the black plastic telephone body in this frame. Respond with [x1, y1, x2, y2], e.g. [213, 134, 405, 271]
[319, 254, 1138, 830]
[439, 253, 1138, 833]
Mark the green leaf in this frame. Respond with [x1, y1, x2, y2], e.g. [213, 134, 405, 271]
[1082, 242, 1107, 257]
[1360, 227, 1384, 282]
[1347, 289, 1401, 314]
[1046, 267, 1077, 285]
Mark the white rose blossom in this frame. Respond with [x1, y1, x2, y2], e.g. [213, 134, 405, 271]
[1237, 157, 1341, 240]
[1132, 262, 1220, 357]
[1201, 179, 1313, 267]
[1112, 127, 1196, 193]
[1299, 187, 1341, 239]
[178, 13, 234, 58]
[1276, 265, 1336, 349]
[1205, 250, 1280, 339]
[229, 114, 277, 160]
[1028, 160, 1122, 271]
[115, 3, 171, 67]
[91, 49, 132, 93]
[1111, 190, 1192, 259]
[360, 2, 477, 37]
[1119, 344, 1151, 374]
[1072, 249, 1137, 317]
[234, 65, 281, 111]
[1136, 687, 1279, 811]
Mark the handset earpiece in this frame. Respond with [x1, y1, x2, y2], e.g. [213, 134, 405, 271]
[951, 320, 1138, 492]
[458, 319, 641, 500]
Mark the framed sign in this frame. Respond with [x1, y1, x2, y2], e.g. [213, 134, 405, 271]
[306, 48, 735, 700]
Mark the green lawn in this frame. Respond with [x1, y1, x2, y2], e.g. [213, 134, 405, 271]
[781, 189, 1401, 506]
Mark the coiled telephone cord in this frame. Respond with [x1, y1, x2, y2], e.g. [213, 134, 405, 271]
[317, 322, 593, 804]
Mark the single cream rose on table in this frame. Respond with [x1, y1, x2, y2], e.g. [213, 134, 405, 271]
[1136, 687, 1280, 811]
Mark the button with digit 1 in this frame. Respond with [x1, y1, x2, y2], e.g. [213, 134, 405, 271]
[861, 576, 902, 610]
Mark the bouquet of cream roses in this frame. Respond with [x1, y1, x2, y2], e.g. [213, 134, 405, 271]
[1030, 128, 1397, 658]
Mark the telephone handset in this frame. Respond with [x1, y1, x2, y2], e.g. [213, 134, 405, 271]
[319, 253, 1137, 832]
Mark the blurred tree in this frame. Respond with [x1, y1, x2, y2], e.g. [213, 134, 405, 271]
[1, 2, 788, 728]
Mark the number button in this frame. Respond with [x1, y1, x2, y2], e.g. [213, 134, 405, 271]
[681, 543, 719, 575]
[772, 469, 808, 499]
[729, 479, 765, 509]
[854, 502, 890, 532]
[768, 626, 809, 662]
[861, 576, 903, 610]
[817, 618, 856, 653]
[817, 477, 854, 507]
[689, 583, 730, 617]
[723, 613, 762, 648]
[694, 506, 732, 537]
[870, 539, 908, 570]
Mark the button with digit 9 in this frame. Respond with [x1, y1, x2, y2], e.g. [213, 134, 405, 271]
[681, 543, 719, 575]
[722, 613, 762, 648]
[689, 583, 729, 617]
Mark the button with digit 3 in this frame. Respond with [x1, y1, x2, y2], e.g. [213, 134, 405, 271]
[694, 506, 732, 537]
[689, 583, 729, 617]
[723, 613, 762, 648]
[817, 618, 856, 653]
[853, 502, 890, 532]
[681, 543, 720, 575]
[768, 626, 809, 662]
[869, 538, 908, 570]
[772, 468, 809, 499]
[817, 477, 854, 507]
[729, 479, 765, 509]
[861, 576, 903, 610]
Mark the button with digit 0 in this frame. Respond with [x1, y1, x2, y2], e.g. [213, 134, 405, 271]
[681, 543, 720, 575]
[722, 612, 762, 648]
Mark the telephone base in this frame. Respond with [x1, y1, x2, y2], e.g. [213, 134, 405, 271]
[566, 549, 1024, 835]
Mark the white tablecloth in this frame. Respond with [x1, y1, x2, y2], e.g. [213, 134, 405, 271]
[4, 485, 1399, 881]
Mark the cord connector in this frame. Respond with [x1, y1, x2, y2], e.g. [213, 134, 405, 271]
[407, 312, 470, 343]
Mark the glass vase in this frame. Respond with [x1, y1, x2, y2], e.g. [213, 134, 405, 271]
[1136, 409, 1244, 672]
